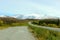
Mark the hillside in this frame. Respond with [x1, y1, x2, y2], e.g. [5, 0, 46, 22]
[32, 18, 60, 28]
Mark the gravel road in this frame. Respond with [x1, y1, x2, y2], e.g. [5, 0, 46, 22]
[0, 26, 36, 40]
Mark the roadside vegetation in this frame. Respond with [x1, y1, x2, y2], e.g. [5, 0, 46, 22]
[29, 25, 60, 40]
[32, 19, 60, 28]
[0, 17, 28, 29]
[0, 17, 39, 29]
[29, 19, 60, 40]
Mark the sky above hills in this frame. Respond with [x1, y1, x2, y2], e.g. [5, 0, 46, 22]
[0, 0, 60, 18]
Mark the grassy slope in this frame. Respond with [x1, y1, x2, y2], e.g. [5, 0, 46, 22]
[28, 19, 60, 40]
[28, 24, 60, 40]
[32, 19, 60, 28]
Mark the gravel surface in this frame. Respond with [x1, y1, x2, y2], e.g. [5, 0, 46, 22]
[0, 26, 36, 40]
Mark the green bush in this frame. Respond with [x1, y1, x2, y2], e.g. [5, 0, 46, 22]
[41, 23, 47, 26]
[33, 19, 60, 28]
[47, 24, 58, 28]
[0, 20, 3, 26]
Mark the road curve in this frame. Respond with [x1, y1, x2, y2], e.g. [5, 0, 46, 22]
[29, 22, 60, 32]
[0, 26, 36, 40]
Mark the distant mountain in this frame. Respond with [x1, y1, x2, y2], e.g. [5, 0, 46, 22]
[12, 13, 41, 19]
[12, 15, 24, 19]
[13, 14, 58, 19]
[0, 14, 59, 19]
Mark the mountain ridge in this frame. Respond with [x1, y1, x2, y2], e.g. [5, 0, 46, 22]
[0, 14, 59, 19]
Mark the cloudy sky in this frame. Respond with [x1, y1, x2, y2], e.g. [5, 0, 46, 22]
[0, 0, 60, 17]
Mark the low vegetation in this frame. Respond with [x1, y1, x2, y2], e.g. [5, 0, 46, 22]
[0, 17, 39, 29]
[0, 17, 28, 29]
[32, 19, 60, 28]
[29, 18, 60, 40]
[29, 25, 60, 40]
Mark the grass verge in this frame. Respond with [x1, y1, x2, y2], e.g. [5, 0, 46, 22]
[0, 23, 28, 30]
[28, 24, 60, 40]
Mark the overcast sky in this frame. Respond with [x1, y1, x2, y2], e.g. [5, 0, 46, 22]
[0, 0, 60, 17]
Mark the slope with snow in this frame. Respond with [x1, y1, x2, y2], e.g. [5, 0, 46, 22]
[0, 13, 58, 19]
[12, 13, 44, 19]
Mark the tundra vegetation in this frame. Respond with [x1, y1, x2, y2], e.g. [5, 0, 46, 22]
[0, 17, 38, 29]
[29, 19, 60, 40]
[32, 19, 60, 28]
[0, 17, 29, 29]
